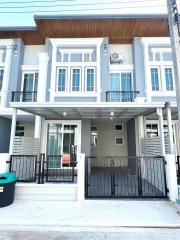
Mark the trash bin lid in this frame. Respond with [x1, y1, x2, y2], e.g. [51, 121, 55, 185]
[0, 172, 16, 184]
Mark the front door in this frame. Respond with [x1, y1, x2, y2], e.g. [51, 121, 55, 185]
[46, 121, 81, 168]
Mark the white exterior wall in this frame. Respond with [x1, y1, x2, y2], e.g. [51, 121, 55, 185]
[23, 45, 45, 65]
[109, 44, 133, 65]
[91, 119, 128, 156]
[18, 121, 35, 138]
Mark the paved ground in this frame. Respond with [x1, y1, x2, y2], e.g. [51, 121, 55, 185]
[0, 200, 180, 229]
[1, 229, 180, 240]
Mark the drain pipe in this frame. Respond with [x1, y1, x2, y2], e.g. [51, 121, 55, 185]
[156, 107, 166, 156]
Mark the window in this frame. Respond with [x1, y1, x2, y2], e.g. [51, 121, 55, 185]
[115, 124, 123, 131]
[146, 124, 158, 137]
[15, 126, 24, 137]
[22, 72, 38, 102]
[115, 137, 124, 145]
[165, 68, 174, 91]
[110, 72, 133, 101]
[151, 68, 159, 91]
[72, 68, 81, 91]
[57, 68, 66, 91]
[91, 127, 98, 147]
[86, 68, 95, 92]
[0, 69, 4, 91]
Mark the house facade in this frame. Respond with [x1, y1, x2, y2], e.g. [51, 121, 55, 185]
[0, 15, 179, 201]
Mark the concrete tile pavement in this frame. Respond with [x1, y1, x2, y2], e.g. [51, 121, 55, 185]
[0, 200, 180, 230]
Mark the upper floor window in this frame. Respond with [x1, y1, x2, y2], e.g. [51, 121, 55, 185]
[22, 72, 38, 101]
[165, 68, 174, 91]
[151, 68, 159, 91]
[0, 68, 4, 91]
[57, 68, 66, 92]
[149, 47, 172, 62]
[71, 68, 81, 92]
[0, 48, 6, 63]
[86, 68, 95, 92]
[57, 48, 96, 63]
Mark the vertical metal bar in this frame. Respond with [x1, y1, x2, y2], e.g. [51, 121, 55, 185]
[162, 157, 168, 198]
[138, 157, 142, 197]
[41, 154, 45, 184]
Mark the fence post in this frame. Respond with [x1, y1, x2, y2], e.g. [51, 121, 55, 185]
[165, 154, 178, 201]
[77, 153, 85, 202]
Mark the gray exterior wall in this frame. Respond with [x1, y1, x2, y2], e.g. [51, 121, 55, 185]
[7, 39, 24, 106]
[0, 117, 11, 153]
[133, 37, 146, 97]
[91, 119, 128, 156]
[81, 119, 91, 156]
[127, 119, 136, 156]
[100, 38, 109, 102]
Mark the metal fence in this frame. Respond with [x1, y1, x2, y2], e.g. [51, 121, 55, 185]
[177, 156, 180, 185]
[106, 91, 139, 102]
[85, 156, 167, 199]
[11, 91, 37, 102]
[8, 155, 40, 183]
[9, 152, 77, 184]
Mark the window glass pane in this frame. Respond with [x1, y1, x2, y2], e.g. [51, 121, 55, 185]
[165, 68, 174, 91]
[56, 51, 62, 62]
[162, 52, 173, 61]
[58, 69, 66, 91]
[86, 68, 94, 91]
[72, 69, 80, 91]
[91, 49, 96, 62]
[121, 73, 132, 91]
[23, 74, 34, 92]
[15, 126, 25, 137]
[110, 73, 120, 102]
[115, 138, 124, 145]
[63, 53, 68, 62]
[0, 69, 4, 91]
[115, 124, 123, 131]
[154, 52, 160, 61]
[84, 53, 90, 62]
[151, 68, 159, 91]
[146, 124, 158, 137]
[70, 53, 82, 62]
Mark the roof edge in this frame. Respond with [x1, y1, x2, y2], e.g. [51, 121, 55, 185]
[0, 26, 37, 31]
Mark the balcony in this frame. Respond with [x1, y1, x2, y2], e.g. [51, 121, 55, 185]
[11, 91, 37, 102]
[106, 91, 139, 102]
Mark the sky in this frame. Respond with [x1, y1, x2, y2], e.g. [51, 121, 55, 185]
[0, 0, 179, 27]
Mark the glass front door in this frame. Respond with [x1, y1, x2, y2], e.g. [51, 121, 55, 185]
[46, 123, 78, 168]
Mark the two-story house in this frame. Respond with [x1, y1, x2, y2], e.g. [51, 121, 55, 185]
[0, 14, 179, 201]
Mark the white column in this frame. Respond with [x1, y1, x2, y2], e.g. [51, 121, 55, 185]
[96, 44, 101, 103]
[157, 108, 166, 156]
[34, 116, 42, 139]
[165, 154, 178, 202]
[77, 153, 85, 202]
[1, 47, 12, 107]
[37, 52, 49, 102]
[9, 108, 17, 155]
[166, 105, 174, 154]
[141, 40, 151, 102]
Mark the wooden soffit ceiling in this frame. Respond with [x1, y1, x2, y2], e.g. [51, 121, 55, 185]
[0, 17, 169, 45]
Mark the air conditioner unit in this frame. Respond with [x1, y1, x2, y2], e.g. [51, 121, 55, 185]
[110, 52, 124, 64]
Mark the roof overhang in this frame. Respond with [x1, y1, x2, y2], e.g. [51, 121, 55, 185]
[0, 14, 169, 44]
[10, 102, 168, 120]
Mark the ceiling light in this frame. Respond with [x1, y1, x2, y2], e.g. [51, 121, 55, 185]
[63, 111, 67, 116]
[110, 111, 114, 116]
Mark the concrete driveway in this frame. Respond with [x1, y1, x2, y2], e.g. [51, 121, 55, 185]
[0, 200, 180, 229]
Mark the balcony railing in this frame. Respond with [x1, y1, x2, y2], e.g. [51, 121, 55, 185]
[106, 91, 139, 102]
[11, 91, 37, 102]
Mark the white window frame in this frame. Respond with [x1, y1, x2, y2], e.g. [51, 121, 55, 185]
[150, 66, 161, 92]
[85, 67, 96, 92]
[21, 71, 39, 93]
[56, 67, 67, 92]
[70, 67, 82, 92]
[115, 137, 124, 145]
[163, 66, 175, 92]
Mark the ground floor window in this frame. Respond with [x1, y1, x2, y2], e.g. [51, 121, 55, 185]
[15, 125, 25, 137]
[91, 127, 98, 147]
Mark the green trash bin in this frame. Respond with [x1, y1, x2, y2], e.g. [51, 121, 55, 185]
[0, 172, 16, 208]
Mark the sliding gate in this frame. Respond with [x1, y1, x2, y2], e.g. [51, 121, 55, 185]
[85, 156, 168, 199]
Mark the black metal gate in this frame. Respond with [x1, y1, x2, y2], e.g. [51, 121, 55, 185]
[85, 156, 168, 198]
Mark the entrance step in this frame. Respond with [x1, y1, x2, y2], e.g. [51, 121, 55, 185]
[15, 183, 77, 201]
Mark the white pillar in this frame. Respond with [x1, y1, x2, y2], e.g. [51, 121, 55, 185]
[141, 40, 151, 102]
[77, 153, 85, 202]
[157, 108, 166, 156]
[37, 52, 49, 102]
[166, 105, 174, 154]
[165, 154, 178, 202]
[9, 108, 17, 155]
[34, 116, 42, 139]
[96, 43, 101, 103]
[1, 47, 12, 107]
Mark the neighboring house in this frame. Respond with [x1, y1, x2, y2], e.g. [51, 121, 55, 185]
[0, 14, 179, 201]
